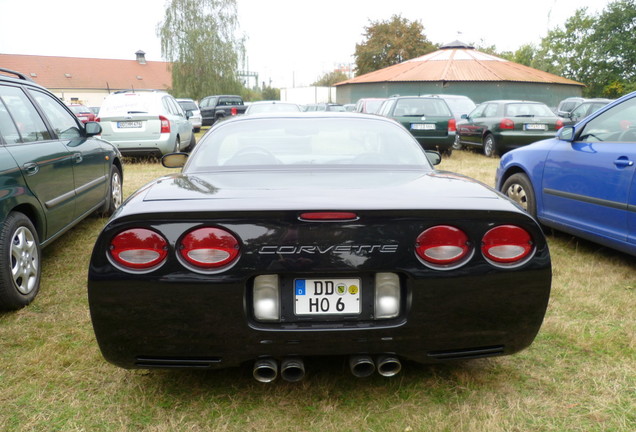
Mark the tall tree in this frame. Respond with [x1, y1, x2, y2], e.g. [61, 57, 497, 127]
[158, 0, 244, 100]
[354, 15, 436, 76]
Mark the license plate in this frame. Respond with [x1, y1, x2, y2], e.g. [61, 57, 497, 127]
[117, 121, 142, 128]
[411, 123, 436, 130]
[525, 123, 547, 130]
[294, 278, 360, 315]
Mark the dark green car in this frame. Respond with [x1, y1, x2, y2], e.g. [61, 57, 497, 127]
[455, 100, 563, 157]
[377, 96, 456, 155]
[0, 68, 124, 310]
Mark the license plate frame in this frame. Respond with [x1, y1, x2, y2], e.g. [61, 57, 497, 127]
[117, 121, 142, 129]
[411, 123, 436, 130]
[294, 278, 361, 315]
[524, 123, 547, 131]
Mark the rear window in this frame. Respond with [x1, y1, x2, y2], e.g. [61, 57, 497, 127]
[99, 93, 162, 117]
[504, 103, 555, 117]
[393, 98, 452, 117]
[218, 97, 243, 106]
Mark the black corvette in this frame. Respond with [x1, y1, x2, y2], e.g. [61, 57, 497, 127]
[88, 113, 551, 381]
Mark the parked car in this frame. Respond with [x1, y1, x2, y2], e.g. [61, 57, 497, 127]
[560, 98, 613, 127]
[67, 103, 96, 123]
[244, 101, 302, 114]
[555, 96, 587, 117]
[496, 91, 636, 256]
[0, 68, 123, 310]
[354, 98, 386, 114]
[199, 95, 246, 126]
[176, 98, 202, 133]
[423, 94, 476, 122]
[96, 90, 195, 157]
[87, 112, 551, 379]
[377, 95, 456, 155]
[304, 103, 346, 112]
[455, 100, 563, 157]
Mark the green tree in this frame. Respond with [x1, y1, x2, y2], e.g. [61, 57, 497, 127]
[354, 15, 436, 76]
[158, 0, 244, 100]
[312, 70, 350, 87]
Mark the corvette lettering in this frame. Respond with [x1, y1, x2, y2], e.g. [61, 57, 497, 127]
[258, 245, 398, 254]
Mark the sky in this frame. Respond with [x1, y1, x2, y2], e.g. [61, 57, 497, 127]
[0, 0, 612, 89]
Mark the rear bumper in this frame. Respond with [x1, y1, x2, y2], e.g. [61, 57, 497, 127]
[89, 263, 551, 369]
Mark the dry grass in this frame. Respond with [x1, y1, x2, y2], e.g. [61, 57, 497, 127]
[0, 146, 634, 431]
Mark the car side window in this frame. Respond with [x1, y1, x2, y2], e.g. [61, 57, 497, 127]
[0, 85, 52, 143]
[483, 103, 498, 117]
[468, 104, 485, 118]
[579, 97, 636, 143]
[28, 89, 81, 139]
[0, 97, 21, 144]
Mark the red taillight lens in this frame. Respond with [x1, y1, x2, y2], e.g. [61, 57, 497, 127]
[416, 225, 470, 265]
[179, 227, 240, 269]
[231, 107, 238, 115]
[556, 118, 564, 130]
[448, 118, 456, 132]
[481, 225, 533, 264]
[500, 118, 515, 130]
[109, 228, 168, 270]
[95, 117, 100, 122]
[159, 115, 170, 133]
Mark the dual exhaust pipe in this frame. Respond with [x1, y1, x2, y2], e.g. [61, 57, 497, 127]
[253, 354, 401, 382]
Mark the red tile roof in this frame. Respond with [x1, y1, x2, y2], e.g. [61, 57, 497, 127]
[0, 53, 172, 90]
[336, 48, 583, 87]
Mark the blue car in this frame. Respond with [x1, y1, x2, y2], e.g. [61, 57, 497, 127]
[496, 91, 636, 256]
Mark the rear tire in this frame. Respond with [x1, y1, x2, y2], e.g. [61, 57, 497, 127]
[98, 165, 123, 217]
[0, 212, 41, 310]
[483, 134, 497, 157]
[502, 173, 537, 218]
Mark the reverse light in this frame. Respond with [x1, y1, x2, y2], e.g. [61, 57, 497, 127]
[375, 272, 400, 319]
[253, 275, 280, 321]
[482, 225, 533, 265]
[448, 118, 456, 132]
[415, 225, 471, 268]
[500, 118, 515, 130]
[178, 227, 240, 270]
[109, 228, 168, 270]
[159, 115, 170, 133]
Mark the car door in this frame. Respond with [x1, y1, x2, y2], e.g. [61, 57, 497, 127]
[165, 96, 191, 149]
[28, 88, 108, 218]
[199, 96, 217, 125]
[541, 97, 636, 242]
[458, 103, 494, 145]
[0, 84, 76, 239]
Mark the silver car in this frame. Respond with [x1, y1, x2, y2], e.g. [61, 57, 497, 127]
[97, 90, 195, 156]
[177, 98, 202, 132]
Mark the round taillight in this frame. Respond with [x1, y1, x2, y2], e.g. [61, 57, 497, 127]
[415, 225, 471, 266]
[109, 228, 168, 270]
[482, 225, 533, 264]
[178, 227, 240, 269]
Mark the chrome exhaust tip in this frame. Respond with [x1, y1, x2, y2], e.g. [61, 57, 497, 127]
[253, 358, 278, 383]
[376, 354, 401, 377]
[349, 355, 375, 378]
[280, 357, 305, 382]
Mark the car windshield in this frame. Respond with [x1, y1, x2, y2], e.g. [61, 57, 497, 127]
[505, 103, 555, 117]
[184, 116, 432, 172]
[393, 99, 452, 117]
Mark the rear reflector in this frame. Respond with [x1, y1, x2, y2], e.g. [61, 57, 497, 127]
[299, 212, 358, 221]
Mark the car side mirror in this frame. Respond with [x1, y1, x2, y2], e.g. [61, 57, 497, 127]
[85, 121, 102, 137]
[162, 152, 189, 168]
[425, 150, 441, 166]
[558, 126, 575, 142]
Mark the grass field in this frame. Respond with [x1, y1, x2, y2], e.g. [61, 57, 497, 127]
[0, 147, 634, 432]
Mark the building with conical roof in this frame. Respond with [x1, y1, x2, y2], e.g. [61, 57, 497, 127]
[335, 42, 584, 109]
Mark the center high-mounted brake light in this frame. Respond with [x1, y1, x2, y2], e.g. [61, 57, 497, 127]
[299, 212, 359, 221]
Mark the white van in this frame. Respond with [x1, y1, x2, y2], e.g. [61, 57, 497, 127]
[97, 90, 195, 156]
